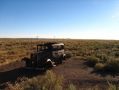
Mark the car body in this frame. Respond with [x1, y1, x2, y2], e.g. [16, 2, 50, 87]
[25, 42, 65, 68]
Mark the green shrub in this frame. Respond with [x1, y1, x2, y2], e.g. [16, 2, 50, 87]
[114, 51, 119, 57]
[65, 51, 72, 58]
[86, 56, 99, 67]
[96, 53, 108, 63]
[105, 58, 119, 73]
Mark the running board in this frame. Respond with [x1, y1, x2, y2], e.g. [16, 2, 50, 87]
[24, 67, 46, 70]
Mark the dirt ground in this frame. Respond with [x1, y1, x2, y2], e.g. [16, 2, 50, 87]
[53, 57, 119, 89]
[0, 57, 119, 90]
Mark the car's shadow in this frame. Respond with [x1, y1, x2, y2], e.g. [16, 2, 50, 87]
[0, 64, 46, 89]
[0, 68, 45, 83]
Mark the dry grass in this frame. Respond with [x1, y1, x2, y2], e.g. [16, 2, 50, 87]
[6, 70, 77, 90]
[0, 38, 118, 90]
[6, 70, 119, 90]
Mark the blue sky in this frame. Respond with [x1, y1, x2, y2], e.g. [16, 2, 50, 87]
[0, 0, 119, 39]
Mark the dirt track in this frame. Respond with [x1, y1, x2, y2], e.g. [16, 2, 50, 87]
[53, 57, 119, 89]
[0, 57, 119, 89]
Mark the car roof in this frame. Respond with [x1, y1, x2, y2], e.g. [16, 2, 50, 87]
[37, 42, 64, 46]
[52, 43, 64, 46]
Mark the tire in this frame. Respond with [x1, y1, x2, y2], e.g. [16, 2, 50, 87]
[58, 56, 63, 64]
[26, 60, 32, 67]
[46, 59, 56, 68]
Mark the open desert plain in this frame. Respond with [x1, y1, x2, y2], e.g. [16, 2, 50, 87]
[0, 39, 119, 90]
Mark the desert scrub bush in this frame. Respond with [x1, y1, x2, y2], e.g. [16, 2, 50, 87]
[67, 84, 76, 90]
[112, 51, 119, 57]
[108, 82, 119, 90]
[65, 51, 72, 58]
[7, 70, 63, 90]
[96, 53, 108, 63]
[86, 56, 100, 67]
[94, 63, 105, 71]
[105, 58, 119, 73]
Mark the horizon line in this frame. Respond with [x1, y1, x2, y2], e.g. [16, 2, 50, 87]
[0, 37, 118, 41]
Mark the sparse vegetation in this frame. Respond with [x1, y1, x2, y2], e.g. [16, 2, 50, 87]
[0, 39, 119, 63]
[0, 39, 119, 89]
[107, 81, 119, 90]
[0, 39, 119, 73]
[7, 70, 77, 90]
[6, 70, 119, 90]
[7, 70, 63, 90]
